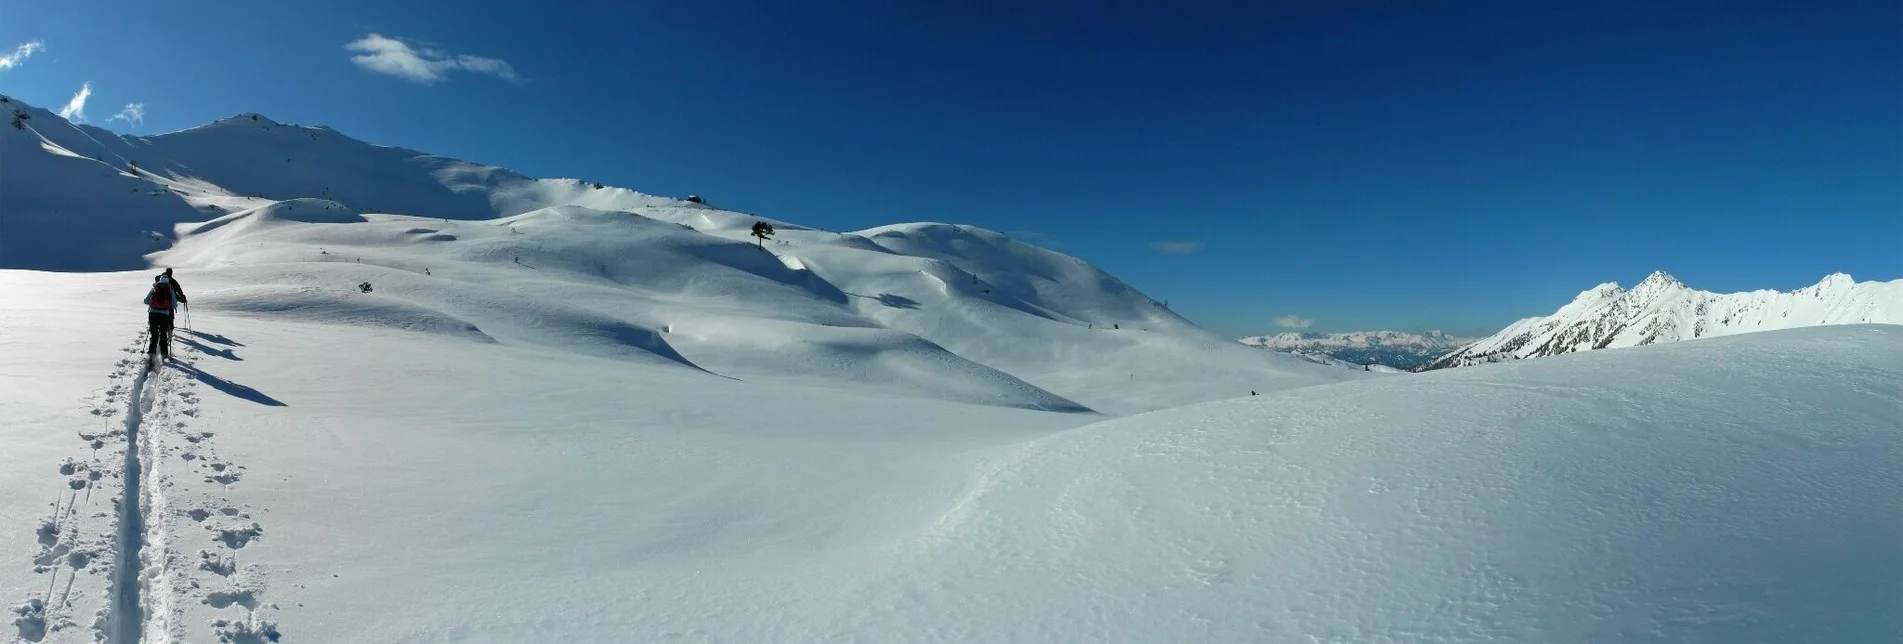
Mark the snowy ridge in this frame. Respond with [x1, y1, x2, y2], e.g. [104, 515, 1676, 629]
[1, 94, 1374, 415]
[1238, 330, 1475, 370]
[1420, 270, 1903, 370]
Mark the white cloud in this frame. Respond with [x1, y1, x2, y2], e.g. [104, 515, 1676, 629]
[1149, 240, 1205, 254]
[1273, 315, 1313, 329]
[345, 33, 519, 84]
[0, 40, 42, 71]
[57, 82, 92, 122]
[108, 103, 146, 127]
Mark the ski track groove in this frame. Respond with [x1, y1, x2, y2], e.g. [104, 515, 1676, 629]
[106, 340, 153, 644]
[14, 329, 278, 644]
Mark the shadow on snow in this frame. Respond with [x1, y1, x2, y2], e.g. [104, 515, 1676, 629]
[169, 360, 286, 407]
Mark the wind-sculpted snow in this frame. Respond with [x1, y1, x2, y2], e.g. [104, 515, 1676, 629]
[847, 324, 1903, 642]
[5, 246, 1899, 641]
[197, 284, 495, 343]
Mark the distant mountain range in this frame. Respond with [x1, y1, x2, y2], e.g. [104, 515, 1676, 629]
[1417, 271, 1903, 370]
[1239, 330, 1477, 370]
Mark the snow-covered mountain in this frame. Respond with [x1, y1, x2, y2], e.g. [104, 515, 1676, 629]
[1420, 270, 1903, 370]
[0, 94, 1378, 416]
[1239, 330, 1476, 370]
[6, 94, 1903, 643]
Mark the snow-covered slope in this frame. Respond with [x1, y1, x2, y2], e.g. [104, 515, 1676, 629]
[886, 324, 1903, 643]
[1421, 270, 1903, 370]
[0, 98, 205, 270]
[6, 272, 1896, 642]
[1, 95, 1374, 414]
[1239, 329, 1475, 369]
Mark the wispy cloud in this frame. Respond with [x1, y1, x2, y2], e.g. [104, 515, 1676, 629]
[0, 40, 43, 71]
[108, 103, 146, 127]
[1273, 315, 1313, 329]
[345, 33, 519, 84]
[1149, 240, 1205, 254]
[57, 82, 92, 122]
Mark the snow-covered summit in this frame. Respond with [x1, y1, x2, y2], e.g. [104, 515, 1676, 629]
[1420, 270, 1903, 370]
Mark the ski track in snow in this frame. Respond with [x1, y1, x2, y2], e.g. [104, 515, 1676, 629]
[11, 331, 278, 644]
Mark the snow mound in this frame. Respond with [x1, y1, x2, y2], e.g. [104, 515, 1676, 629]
[198, 284, 493, 342]
[868, 324, 1903, 642]
[183, 199, 365, 237]
[675, 318, 1089, 411]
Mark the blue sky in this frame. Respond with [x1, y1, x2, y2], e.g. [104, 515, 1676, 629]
[2, 0, 1897, 337]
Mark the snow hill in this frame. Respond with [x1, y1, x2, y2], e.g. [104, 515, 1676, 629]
[0, 94, 1380, 416]
[1421, 270, 1903, 370]
[4, 274, 1897, 641]
[1239, 330, 1475, 370]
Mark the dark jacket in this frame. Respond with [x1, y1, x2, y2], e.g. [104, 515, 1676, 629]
[156, 274, 187, 305]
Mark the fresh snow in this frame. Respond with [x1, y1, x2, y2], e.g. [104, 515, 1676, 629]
[1422, 269, 1903, 370]
[7, 282, 1898, 642]
[1239, 330, 1477, 370]
[5, 96, 1903, 643]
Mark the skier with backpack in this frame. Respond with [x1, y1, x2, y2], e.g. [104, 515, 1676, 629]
[143, 269, 187, 359]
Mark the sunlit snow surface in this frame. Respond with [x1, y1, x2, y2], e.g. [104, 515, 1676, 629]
[6, 274, 1896, 642]
[4, 95, 1900, 642]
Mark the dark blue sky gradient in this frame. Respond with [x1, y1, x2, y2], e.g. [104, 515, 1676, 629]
[3, 0, 1897, 335]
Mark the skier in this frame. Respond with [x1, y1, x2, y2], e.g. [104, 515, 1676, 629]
[157, 268, 188, 308]
[157, 267, 189, 333]
[143, 272, 185, 359]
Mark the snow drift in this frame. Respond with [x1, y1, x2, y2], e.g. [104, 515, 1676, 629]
[860, 324, 1903, 642]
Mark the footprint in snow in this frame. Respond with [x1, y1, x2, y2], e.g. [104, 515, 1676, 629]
[210, 616, 279, 643]
[11, 598, 47, 642]
[204, 462, 243, 486]
[198, 550, 237, 577]
[213, 524, 263, 549]
[205, 589, 258, 610]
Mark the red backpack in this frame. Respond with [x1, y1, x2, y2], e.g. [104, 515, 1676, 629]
[150, 281, 174, 310]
